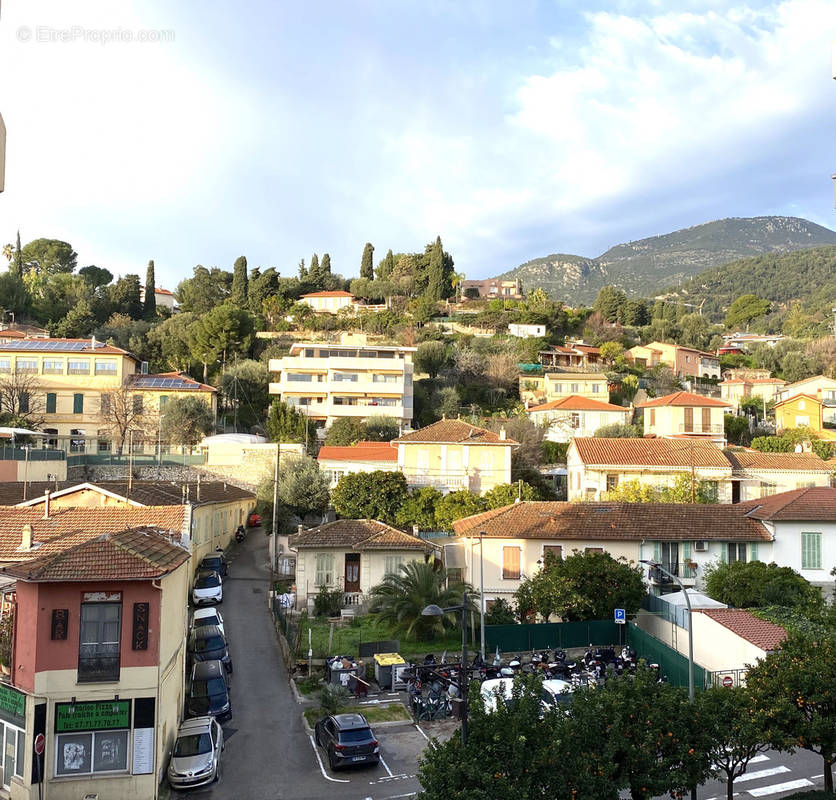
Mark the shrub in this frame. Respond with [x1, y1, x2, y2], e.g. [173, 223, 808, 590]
[313, 585, 344, 617]
[318, 684, 351, 716]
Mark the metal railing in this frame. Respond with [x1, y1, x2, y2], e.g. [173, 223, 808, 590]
[0, 447, 65, 462]
[648, 562, 698, 584]
[676, 423, 724, 434]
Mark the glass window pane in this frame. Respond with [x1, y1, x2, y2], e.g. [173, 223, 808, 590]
[15, 728, 23, 777]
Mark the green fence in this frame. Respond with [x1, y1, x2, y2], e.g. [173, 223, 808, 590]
[626, 622, 708, 691]
[485, 620, 623, 653]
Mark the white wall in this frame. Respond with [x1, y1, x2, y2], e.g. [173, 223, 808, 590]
[769, 519, 836, 588]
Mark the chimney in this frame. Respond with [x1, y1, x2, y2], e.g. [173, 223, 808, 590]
[19, 524, 32, 551]
[196, 474, 201, 502]
[499, 426, 507, 441]
[43, 489, 50, 519]
[91, 335, 97, 350]
[298, 524, 304, 535]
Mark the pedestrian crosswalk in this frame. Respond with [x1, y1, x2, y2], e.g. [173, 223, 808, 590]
[703, 751, 816, 799]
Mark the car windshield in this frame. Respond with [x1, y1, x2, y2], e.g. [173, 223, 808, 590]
[194, 615, 218, 629]
[339, 729, 372, 743]
[202, 558, 222, 568]
[195, 635, 225, 653]
[196, 573, 220, 588]
[174, 733, 211, 757]
[191, 678, 227, 698]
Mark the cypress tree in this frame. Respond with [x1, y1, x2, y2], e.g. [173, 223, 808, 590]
[11, 231, 22, 277]
[143, 259, 157, 318]
[298, 258, 307, 281]
[360, 243, 374, 280]
[426, 236, 445, 301]
[309, 253, 322, 287]
[321, 253, 331, 274]
[232, 255, 248, 304]
[378, 248, 395, 280]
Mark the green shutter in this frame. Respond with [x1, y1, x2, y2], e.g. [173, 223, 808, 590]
[720, 544, 727, 564]
[749, 542, 758, 562]
[653, 542, 661, 562]
[46, 393, 56, 414]
[73, 393, 84, 414]
[682, 541, 692, 560]
[801, 532, 822, 570]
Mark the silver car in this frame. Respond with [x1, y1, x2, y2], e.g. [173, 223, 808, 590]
[168, 716, 224, 789]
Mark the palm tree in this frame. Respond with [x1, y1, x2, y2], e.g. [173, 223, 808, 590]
[1, 244, 12, 263]
[368, 561, 475, 641]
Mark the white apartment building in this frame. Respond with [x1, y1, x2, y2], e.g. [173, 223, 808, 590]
[268, 337, 415, 430]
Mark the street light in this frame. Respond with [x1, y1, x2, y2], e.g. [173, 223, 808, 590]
[468, 532, 486, 661]
[640, 559, 697, 800]
[422, 591, 469, 746]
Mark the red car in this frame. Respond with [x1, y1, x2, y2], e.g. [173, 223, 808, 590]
[247, 512, 262, 528]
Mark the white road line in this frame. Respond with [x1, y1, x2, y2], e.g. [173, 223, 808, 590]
[748, 778, 813, 796]
[414, 722, 435, 749]
[736, 767, 791, 783]
[379, 754, 394, 778]
[749, 754, 770, 764]
[308, 735, 350, 783]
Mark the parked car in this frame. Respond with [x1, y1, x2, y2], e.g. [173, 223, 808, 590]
[314, 713, 379, 770]
[192, 570, 223, 606]
[187, 660, 232, 722]
[189, 625, 233, 673]
[541, 679, 574, 711]
[200, 552, 228, 578]
[167, 715, 224, 789]
[247, 511, 261, 527]
[480, 678, 515, 713]
[193, 607, 225, 636]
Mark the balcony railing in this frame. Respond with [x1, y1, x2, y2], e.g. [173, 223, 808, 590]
[77, 651, 121, 683]
[677, 423, 724, 434]
[408, 473, 471, 491]
[648, 562, 698, 584]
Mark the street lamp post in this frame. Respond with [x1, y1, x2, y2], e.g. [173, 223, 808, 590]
[469, 532, 486, 661]
[422, 592, 469, 746]
[640, 558, 696, 800]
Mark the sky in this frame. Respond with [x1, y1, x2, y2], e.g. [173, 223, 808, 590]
[0, 0, 835, 292]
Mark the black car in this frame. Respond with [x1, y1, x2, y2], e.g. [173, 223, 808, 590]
[187, 660, 232, 722]
[189, 625, 233, 674]
[314, 713, 379, 770]
[200, 552, 228, 578]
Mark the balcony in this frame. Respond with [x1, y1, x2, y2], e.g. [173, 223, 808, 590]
[648, 562, 698, 585]
[677, 423, 724, 434]
[406, 473, 471, 491]
[77, 651, 121, 683]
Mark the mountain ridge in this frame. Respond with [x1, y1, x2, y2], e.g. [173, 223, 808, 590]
[496, 216, 836, 305]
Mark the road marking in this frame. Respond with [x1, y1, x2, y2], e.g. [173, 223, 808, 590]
[379, 754, 394, 777]
[749, 754, 770, 764]
[414, 723, 435, 748]
[748, 778, 814, 796]
[308, 734, 350, 783]
[736, 767, 791, 783]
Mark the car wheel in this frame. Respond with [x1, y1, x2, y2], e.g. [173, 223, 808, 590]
[314, 727, 321, 746]
[327, 749, 338, 771]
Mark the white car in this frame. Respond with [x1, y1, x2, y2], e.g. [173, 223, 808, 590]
[480, 677, 574, 715]
[192, 570, 223, 606]
[480, 678, 515, 713]
[541, 679, 574, 711]
[193, 607, 225, 635]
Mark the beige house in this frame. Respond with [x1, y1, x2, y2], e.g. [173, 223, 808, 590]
[627, 341, 720, 379]
[720, 376, 786, 410]
[268, 336, 415, 431]
[724, 449, 833, 503]
[2, 479, 256, 569]
[520, 371, 609, 406]
[566, 437, 733, 502]
[394, 419, 517, 494]
[290, 519, 434, 609]
[139, 286, 177, 313]
[452, 501, 772, 606]
[316, 441, 398, 487]
[299, 290, 358, 314]
[637, 391, 731, 446]
[526, 395, 630, 442]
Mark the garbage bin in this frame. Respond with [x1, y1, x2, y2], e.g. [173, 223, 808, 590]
[327, 656, 360, 688]
[373, 653, 406, 690]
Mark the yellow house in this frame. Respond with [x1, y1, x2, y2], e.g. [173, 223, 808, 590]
[520, 372, 609, 406]
[290, 519, 434, 609]
[0, 338, 216, 447]
[637, 391, 731, 446]
[299, 290, 358, 314]
[394, 418, 517, 495]
[6, 479, 256, 569]
[773, 393, 836, 440]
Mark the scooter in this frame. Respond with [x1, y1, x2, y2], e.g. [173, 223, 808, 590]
[235, 525, 246, 543]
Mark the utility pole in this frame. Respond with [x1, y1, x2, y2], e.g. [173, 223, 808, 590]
[271, 442, 280, 575]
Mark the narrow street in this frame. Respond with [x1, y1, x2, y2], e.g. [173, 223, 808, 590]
[168, 530, 425, 800]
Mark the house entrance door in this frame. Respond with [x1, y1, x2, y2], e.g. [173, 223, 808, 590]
[344, 554, 360, 592]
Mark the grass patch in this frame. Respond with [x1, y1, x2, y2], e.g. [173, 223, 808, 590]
[298, 614, 464, 662]
[295, 673, 325, 696]
[304, 703, 410, 728]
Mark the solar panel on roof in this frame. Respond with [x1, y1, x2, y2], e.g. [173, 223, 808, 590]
[130, 375, 199, 389]
[1, 340, 92, 351]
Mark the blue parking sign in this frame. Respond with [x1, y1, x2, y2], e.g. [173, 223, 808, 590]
[614, 608, 626, 624]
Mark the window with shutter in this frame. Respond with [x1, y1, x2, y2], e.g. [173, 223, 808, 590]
[384, 555, 404, 576]
[801, 532, 822, 570]
[315, 553, 334, 586]
[749, 542, 759, 562]
[684, 407, 694, 433]
[73, 393, 84, 414]
[502, 547, 520, 580]
[701, 407, 711, 432]
[46, 393, 57, 414]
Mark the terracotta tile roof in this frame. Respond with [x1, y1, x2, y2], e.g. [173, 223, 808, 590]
[527, 395, 629, 413]
[452, 501, 770, 542]
[571, 437, 731, 469]
[638, 391, 730, 408]
[724, 449, 831, 473]
[289, 519, 430, 551]
[751, 378, 786, 385]
[155, 287, 175, 296]
[739, 486, 836, 521]
[301, 290, 355, 298]
[2, 527, 189, 582]
[317, 442, 397, 463]
[696, 609, 787, 651]
[4, 481, 254, 508]
[395, 419, 518, 445]
[782, 374, 836, 391]
[545, 372, 608, 381]
[570, 344, 601, 355]
[0, 506, 186, 563]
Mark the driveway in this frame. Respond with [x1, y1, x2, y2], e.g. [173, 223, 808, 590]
[166, 531, 426, 800]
